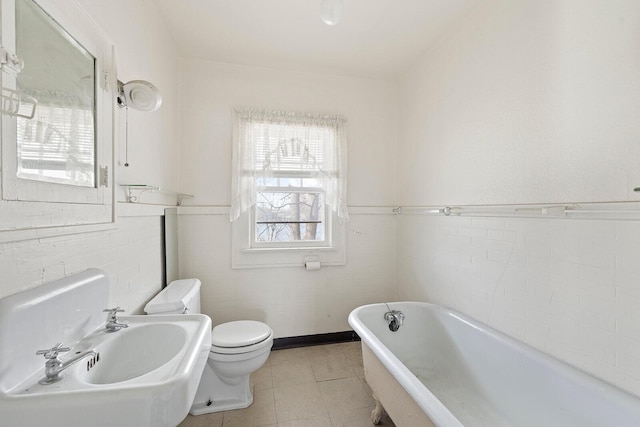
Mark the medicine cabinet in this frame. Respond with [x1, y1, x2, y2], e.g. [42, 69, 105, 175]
[0, 0, 115, 240]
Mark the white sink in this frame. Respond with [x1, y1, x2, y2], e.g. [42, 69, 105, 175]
[84, 322, 187, 384]
[0, 269, 212, 427]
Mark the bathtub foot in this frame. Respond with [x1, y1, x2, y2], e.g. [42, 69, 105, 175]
[371, 394, 384, 425]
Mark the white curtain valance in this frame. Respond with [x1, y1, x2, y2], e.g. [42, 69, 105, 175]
[230, 107, 349, 222]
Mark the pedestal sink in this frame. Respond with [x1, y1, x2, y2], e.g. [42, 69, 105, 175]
[0, 269, 212, 427]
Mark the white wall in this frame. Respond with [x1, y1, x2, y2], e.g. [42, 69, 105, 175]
[398, 0, 640, 206]
[179, 60, 397, 207]
[396, 0, 640, 396]
[177, 60, 398, 338]
[80, 0, 182, 204]
[0, 0, 181, 311]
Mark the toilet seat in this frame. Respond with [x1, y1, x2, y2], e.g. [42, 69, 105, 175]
[210, 320, 273, 355]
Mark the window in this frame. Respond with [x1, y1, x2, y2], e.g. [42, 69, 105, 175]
[231, 108, 348, 268]
[0, 0, 114, 239]
[255, 177, 326, 245]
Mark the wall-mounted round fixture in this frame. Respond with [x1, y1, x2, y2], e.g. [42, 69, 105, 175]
[320, 0, 343, 26]
[117, 80, 162, 112]
[116, 79, 162, 168]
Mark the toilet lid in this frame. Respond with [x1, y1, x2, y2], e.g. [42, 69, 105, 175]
[211, 320, 272, 348]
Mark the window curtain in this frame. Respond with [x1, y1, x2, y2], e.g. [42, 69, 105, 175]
[230, 107, 349, 222]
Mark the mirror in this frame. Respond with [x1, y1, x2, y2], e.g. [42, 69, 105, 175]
[15, 0, 96, 188]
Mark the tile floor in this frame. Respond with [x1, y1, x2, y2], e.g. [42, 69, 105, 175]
[179, 341, 396, 427]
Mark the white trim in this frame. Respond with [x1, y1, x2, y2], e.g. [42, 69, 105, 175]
[0, 221, 116, 244]
[348, 206, 396, 215]
[177, 205, 396, 216]
[117, 202, 174, 217]
[178, 206, 230, 215]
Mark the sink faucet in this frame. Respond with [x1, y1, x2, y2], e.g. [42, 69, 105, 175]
[383, 304, 404, 332]
[36, 343, 97, 384]
[103, 307, 128, 332]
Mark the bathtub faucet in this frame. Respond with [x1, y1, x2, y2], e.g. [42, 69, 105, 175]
[384, 307, 404, 332]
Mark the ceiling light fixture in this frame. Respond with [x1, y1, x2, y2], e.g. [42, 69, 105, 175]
[320, 0, 343, 26]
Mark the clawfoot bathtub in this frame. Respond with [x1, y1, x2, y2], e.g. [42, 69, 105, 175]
[349, 302, 640, 427]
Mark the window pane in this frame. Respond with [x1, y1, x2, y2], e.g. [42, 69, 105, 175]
[256, 192, 325, 242]
[302, 178, 320, 187]
[257, 176, 277, 187]
[15, 0, 96, 187]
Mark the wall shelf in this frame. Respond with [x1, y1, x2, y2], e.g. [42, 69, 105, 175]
[120, 184, 193, 206]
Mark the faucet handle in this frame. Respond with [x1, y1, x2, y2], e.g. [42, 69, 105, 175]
[36, 343, 70, 359]
[103, 307, 124, 318]
[103, 307, 128, 332]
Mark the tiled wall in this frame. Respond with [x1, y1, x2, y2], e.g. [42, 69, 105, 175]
[397, 214, 640, 397]
[179, 212, 397, 338]
[0, 213, 165, 314]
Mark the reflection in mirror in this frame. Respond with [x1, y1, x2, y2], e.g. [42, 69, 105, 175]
[15, 0, 96, 187]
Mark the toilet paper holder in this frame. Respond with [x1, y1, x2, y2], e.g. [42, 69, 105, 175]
[304, 260, 321, 271]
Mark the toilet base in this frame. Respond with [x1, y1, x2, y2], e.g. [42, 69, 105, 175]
[189, 364, 254, 415]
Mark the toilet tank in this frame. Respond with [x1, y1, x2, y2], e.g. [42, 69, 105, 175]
[144, 278, 201, 315]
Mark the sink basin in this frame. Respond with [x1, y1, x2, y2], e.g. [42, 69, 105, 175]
[84, 323, 187, 384]
[1, 315, 211, 427]
[0, 269, 212, 427]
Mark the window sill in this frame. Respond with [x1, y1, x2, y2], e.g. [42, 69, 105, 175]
[241, 246, 336, 254]
[232, 213, 346, 269]
[233, 243, 345, 269]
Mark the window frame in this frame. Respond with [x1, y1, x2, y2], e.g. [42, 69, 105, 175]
[231, 109, 346, 269]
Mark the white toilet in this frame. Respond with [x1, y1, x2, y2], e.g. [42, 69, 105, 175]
[144, 278, 273, 414]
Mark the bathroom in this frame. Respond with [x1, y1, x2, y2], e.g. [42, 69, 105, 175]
[0, 0, 639, 425]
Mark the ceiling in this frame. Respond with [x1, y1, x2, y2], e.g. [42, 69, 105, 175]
[152, 0, 482, 79]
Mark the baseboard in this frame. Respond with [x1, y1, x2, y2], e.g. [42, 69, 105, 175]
[272, 330, 361, 350]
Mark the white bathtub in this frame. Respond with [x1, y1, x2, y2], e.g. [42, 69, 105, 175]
[348, 302, 640, 427]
